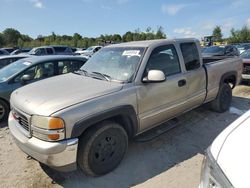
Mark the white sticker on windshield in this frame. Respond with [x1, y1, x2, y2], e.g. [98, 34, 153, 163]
[122, 50, 140, 56]
[23, 62, 31, 66]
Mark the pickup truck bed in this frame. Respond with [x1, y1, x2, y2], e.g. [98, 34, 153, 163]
[204, 56, 242, 102]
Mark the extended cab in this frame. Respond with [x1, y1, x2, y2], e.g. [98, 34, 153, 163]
[9, 39, 242, 176]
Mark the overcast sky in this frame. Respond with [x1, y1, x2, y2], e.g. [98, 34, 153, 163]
[0, 0, 250, 39]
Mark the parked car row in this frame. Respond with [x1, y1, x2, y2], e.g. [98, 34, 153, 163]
[235, 43, 250, 54]
[241, 49, 250, 82]
[0, 49, 10, 56]
[75, 46, 102, 57]
[0, 55, 29, 69]
[7, 38, 243, 177]
[202, 45, 240, 57]
[0, 45, 102, 57]
[27, 45, 74, 56]
[10, 48, 32, 55]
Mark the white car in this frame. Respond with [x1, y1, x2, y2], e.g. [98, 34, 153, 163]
[199, 109, 250, 188]
[75, 46, 102, 57]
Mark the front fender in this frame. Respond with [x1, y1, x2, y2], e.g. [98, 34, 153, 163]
[71, 105, 138, 138]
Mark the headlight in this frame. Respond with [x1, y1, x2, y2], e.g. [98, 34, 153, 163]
[31, 115, 65, 141]
[199, 148, 233, 188]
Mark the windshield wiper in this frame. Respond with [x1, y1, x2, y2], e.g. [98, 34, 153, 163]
[74, 69, 88, 76]
[91, 71, 111, 81]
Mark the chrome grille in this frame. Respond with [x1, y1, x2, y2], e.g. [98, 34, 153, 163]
[12, 109, 29, 132]
[243, 64, 250, 74]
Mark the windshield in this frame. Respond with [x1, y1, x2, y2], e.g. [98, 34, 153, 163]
[240, 49, 250, 59]
[81, 47, 145, 82]
[28, 48, 37, 55]
[203, 46, 225, 54]
[0, 60, 31, 82]
[86, 47, 94, 51]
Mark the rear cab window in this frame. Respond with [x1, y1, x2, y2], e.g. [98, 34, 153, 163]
[180, 42, 201, 71]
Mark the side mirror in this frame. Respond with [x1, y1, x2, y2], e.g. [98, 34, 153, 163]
[143, 70, 166, 83]
[21, 74, 31, 84]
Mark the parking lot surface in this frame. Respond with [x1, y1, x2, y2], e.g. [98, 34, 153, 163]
[1, 85, 250, 188]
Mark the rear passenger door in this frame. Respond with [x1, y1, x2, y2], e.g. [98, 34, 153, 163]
[137, 44, 188, 131]
[179, 42, 206, 109]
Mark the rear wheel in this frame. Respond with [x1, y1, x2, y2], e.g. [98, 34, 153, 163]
[0, 100, 9, 122]
[210, 83, 232, 113]
[77, 121, 128, 176]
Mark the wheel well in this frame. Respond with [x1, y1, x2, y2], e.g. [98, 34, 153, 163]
[79, 114, 136, 139]
[107, 115, 135, 138]
[71, 105, 138, 139]
[223, 75, 236, 89]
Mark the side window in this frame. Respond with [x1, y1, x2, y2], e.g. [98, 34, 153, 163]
[14, 62, 54, 83]
[35, 48, 46, 55]
[180, 42, 200, 71]
[145, 45, 181, 76]
[58, 60, 82, 74]
[46, 48, 54, 55]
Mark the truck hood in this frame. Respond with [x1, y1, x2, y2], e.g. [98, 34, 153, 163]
[210, 110, 250, 188]
[10, 73, 123, 116]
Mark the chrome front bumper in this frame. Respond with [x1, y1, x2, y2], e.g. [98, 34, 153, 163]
[8, 113, 78, 172]
[242, 74, 250, 80]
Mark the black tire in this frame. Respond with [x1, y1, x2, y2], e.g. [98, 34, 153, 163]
[210, 83, 232, 113]
[77, 121, 128, 176]
[0, 99, 9, 122]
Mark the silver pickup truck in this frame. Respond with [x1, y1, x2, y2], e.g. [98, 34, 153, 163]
[8, 39, 242, 176]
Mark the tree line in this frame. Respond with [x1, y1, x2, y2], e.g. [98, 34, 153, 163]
[212, 25, 250, 43]
[0, 27, 166, 48]
[1, 25, 249, 48]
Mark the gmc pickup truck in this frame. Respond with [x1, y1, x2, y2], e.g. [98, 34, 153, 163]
[8, 39, 242, 176]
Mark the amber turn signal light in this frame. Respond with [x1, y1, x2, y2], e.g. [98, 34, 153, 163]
[48, 134, 60, 140]
[48, 118, 64, 130]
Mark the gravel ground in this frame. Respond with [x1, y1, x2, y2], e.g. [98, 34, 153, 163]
[0, 85, 250, 188]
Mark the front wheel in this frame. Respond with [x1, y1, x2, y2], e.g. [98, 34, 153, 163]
[77, 121, 128, 176]
[0, 100, 9, 122]
[210, 83, 232, 113]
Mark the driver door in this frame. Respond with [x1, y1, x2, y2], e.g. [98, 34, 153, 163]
[137, 44, 188, 132]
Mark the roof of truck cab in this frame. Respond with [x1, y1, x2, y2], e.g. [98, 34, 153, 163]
[16, 55, 88, 64]
[106, 38, 199, 48]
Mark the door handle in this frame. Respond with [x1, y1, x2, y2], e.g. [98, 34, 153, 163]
[178, 79, 186, 87]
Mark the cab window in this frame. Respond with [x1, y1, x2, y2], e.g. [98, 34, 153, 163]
[145, 44, 181, 76]
[180, 42, 200, 71]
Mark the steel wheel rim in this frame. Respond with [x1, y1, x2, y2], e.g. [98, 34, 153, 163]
[92, 135, 118, 164]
